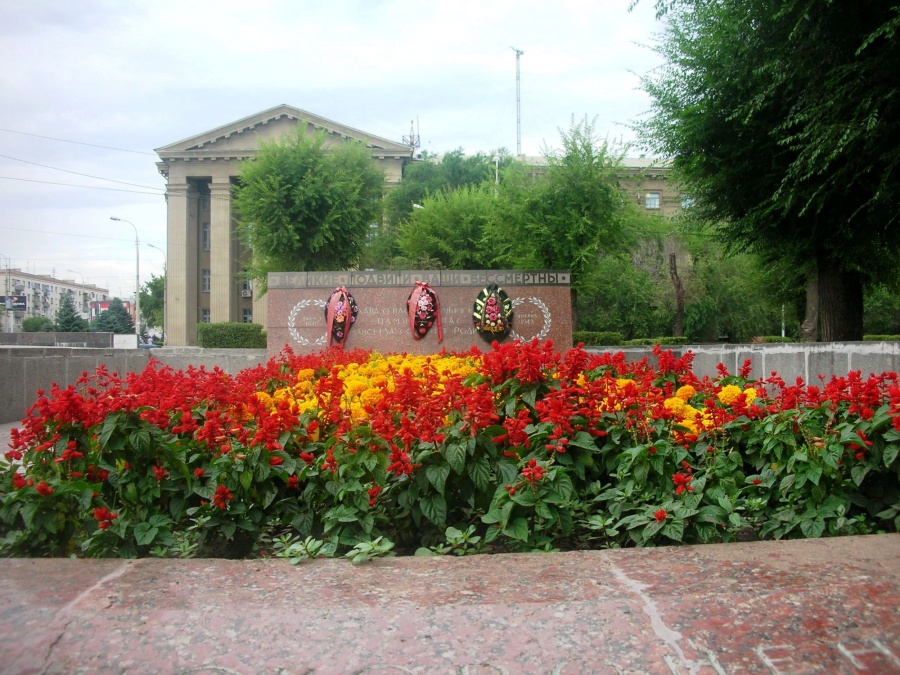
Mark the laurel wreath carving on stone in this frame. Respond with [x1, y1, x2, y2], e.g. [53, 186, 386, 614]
[288, 299, 328, 346]
[509, 296, 552, 341]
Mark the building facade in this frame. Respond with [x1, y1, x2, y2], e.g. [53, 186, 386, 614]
[518, 155, 683, 217]
[1, 269, 109, 332]
[155, 105, 415, 346]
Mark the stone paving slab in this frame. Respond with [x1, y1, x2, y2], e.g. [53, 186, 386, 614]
[1, 534, 898, 674]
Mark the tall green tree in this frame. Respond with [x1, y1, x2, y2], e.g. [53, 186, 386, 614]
[139, 274, 165, 330]
[382, 149, 508, 227]
[54, 293, 89, 332]
[395, 184, 500, 269]
[93, 297, 134, 334]
[495, 117, 634, 323]
[638, 0, 900, 340]
[233, 128, 385, 289]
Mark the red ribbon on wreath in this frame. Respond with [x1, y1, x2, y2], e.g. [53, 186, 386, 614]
[325, 286, 358, 349]
[407, 281, 443, 343]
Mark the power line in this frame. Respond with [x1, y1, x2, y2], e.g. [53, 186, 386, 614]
[0, 176, 164, 196]
[0, 153, 165, 191]
[0, 224, 144, 243]
[0, 128, 157, 156]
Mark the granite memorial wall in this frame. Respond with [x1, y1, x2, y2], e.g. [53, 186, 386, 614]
[266, 270, 572, 355]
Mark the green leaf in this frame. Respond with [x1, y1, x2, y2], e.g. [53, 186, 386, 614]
[444, 443, 467, 474]
[467, 455, 491, 492]
[568, 431, 597, 451]
[420, 493, 447, 528]
[426, 464, 450, 494]
[240, 470, 253, 490]
[502, 517, 529, 542]
[696, 504, 727, 524]
[134, 523, 159, 546]
[534, 501, 554, 520]
[497, 459, 519, 485]
[800, 517, 825, 539]
[851, 464, 870, 487]
[883, 444, 899, 467]
[660, 518, 684, 542]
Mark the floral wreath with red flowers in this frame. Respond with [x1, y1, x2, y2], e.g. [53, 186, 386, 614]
[472, 283, 514, 343]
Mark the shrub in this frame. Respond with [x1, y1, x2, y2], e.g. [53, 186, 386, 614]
[864, 335, 900, 342]
[21, 317, 54, 333]
[197, 322, 267, 348]
[572, 331, 623, 346]
[1, 341, 897, 559]
[622, 337, 689, 346]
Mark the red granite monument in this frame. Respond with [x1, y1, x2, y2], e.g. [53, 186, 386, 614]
[266, 270, 573, 355]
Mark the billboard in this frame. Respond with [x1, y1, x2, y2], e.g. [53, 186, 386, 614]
[1, 295, 27, 311]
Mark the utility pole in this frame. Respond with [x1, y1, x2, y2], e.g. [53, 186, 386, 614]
[511, 47, 524, 157]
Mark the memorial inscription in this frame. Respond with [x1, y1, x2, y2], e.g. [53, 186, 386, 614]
[268, 270, 573, 355]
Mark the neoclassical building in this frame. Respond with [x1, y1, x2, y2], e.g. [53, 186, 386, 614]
[155, 105, 415, 346]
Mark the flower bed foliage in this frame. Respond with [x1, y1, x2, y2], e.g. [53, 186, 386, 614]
[2, 341, 899, 560]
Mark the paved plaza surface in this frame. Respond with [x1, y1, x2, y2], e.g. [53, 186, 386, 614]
[0, 534, 897, 674]
[2, 423, 900, 674]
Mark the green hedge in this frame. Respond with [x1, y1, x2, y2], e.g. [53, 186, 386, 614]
[572, 331, 624, 346]
[622, 337, 689, 346]
[197, 322, 267, 348]
[864, 335, 900, 341]
[752, 336, 793, 343]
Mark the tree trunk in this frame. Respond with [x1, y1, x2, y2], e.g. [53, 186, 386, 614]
[669, 253, 685, 337]
[818, 263, 864, 341]
[801, 269, 819, 342]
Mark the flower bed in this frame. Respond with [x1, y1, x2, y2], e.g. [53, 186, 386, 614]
[1, 341, 899, 560]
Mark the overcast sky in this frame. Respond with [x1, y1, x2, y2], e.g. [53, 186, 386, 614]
[0, 0, 664, 299]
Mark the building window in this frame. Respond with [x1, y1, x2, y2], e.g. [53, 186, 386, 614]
[645, 192, 661, 210]
[201, 269, 211, 292]
[680, 193, 695, 209]
[201, 308, 210, 323]
[242, 308, 253, 323]
[201, 221, 211, 251]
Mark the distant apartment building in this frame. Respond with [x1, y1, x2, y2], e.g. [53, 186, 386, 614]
[0, 269, 109, 332]
[518, 155, 683, 217]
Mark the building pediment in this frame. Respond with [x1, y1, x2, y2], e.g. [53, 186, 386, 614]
[155, 104, 414, 163]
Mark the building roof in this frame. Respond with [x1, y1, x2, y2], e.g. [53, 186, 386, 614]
[155, 104, 415, 163]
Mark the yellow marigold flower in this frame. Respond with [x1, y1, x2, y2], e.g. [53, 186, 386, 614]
[359, 388, 383, 408]
[664, 397, 686, 414]
[296, 368, 316, 382]
[616, 378, 634, 388]
[744, 388, 757, 405]
[255, 391, 274, 408]
[717, 385, 744, 406]
[679, 404, 701, 433]
[675, 385, 696, 401]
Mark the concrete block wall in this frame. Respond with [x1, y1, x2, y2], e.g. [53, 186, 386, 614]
[0, 347, 267, 425]
[591, 341, 900, 384]
[3, 342, 899, 425]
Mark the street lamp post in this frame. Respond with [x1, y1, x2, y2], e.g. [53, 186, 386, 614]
[146, 243, 166, 341]
[110, 217, 140, 339]
[0, 253, 10, 333]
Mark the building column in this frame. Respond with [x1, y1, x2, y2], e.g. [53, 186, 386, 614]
[165, 181, 196, 346]
[209, 179, 235, 323]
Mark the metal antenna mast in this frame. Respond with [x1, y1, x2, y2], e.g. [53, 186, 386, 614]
[511, 47, 524, 156]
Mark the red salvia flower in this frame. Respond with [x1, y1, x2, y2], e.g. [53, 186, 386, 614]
[212, 484, 234, 510]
